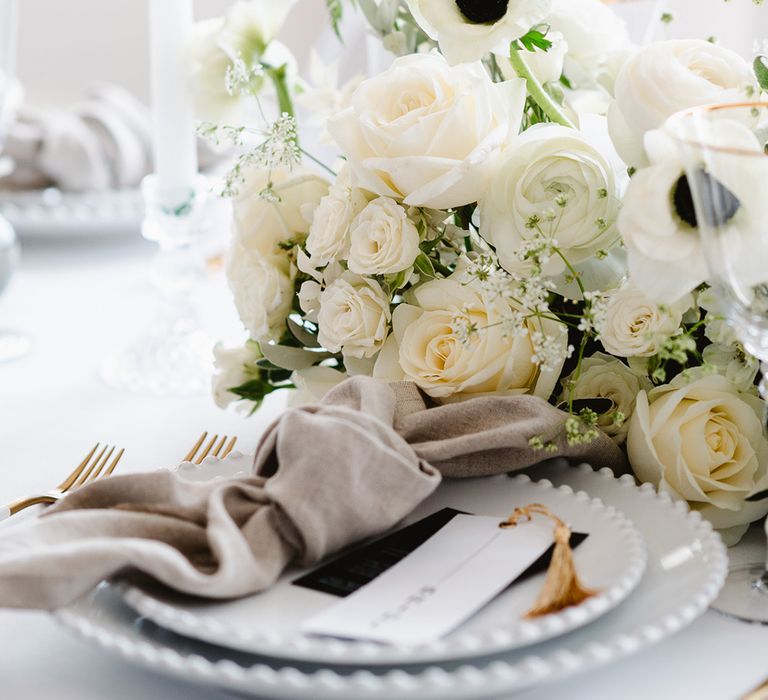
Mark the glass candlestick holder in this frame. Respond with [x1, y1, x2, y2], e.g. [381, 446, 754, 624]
[101, 174, 216, 396]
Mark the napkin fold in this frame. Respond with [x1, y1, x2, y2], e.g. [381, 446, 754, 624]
[0, 377, 624, 610]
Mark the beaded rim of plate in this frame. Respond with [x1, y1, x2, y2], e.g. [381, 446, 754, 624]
[55, 463, 728, 698]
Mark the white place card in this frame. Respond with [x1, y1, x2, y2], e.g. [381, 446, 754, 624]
[302, 514, 555, 646]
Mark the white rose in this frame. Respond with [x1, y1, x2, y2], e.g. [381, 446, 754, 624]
[328, 53, 526, 209]
[226, 238, 293, 341]
[608, 40, 757, 168]
[317, 272, 392, 359]
[405, 0, 551, 65]
[305, 169, 369, 269]
[703, 343, 760, 393]
[234, 167, 330, 257]
[478, 123, 620, 276]
[628, 373, 768, 544]
[620, 122, 768, 304]
[559, 352, 652, 443]
[600, 284, 691, 358]
[212, 341, 261, 409]
[547, 0, 632, 92]
[373, 275, 566, 400]
[348, 198, 421, 276]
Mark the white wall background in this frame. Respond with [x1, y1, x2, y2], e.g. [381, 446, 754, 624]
[12, 0, 768, 107]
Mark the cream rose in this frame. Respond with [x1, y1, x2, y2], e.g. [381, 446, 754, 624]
[348, 198, 421, 276]
[328, 53, 525, 209]
[559, 352, 652, 443]
[317, 272, 392, 359]
[234, 167, 329, 257]
[373, 275, 566, 399]
[405, 0, 551, 65]
[608, 40, 757, 168]
[226, 238, 293, 341]
[599, 284, 691, 358]
[628, 373, 768, 544]
[478, 123, 619, 277]
[305, 169, 369, 269]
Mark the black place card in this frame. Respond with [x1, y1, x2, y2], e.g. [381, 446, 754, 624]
[293, 507, 587, 597]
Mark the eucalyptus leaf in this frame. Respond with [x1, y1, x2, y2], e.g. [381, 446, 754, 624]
[755, 56, 768, 92]
[286, 317, 322, 348]
[260, 343, 333, 370]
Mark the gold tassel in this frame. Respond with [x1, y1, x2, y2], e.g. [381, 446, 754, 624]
[500, 503, 598, 619]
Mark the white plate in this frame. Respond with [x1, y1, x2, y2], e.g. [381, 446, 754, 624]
[0, 187, 143, 239]
[121, 468, 647, 665]
[57, 461, 728, 699]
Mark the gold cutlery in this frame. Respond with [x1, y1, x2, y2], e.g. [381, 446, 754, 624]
[183, 432, 238, 464]
[1, 443, 125, 520]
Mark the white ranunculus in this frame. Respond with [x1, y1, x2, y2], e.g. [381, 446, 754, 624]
[405, 0, 551, 65]
[328, 53, 525, 210]
[305, 169, 369, 269]
[547, 0, 632, 92]
[628, 372, 768, 544]
[348, 198, 421, 276]
[620, 122, 768, 304]
[702, 343, 760, 393]
[212, 341, 261, 409]
[599, 284, 691, 358]
[226, 238, 293, 341]
[559, 352, 652, 443]
[234, 167, 330, 257]
[317, 272, 392, 359]
[373, 275, 566, 400]
[478, 123, 620, 277]
[608, 40, 757, 168]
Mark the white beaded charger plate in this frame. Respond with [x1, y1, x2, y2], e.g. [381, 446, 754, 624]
[56, 460, 727, 699]
[116, 454, 648, 665]
[0, 187, 143, 239]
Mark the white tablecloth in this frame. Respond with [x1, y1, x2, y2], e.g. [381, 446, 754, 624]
[2, 234, 768, 698]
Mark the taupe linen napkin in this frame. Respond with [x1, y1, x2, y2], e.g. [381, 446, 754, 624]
[0, 377, 623, 610]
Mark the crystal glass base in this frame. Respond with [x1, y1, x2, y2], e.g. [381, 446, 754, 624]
[0, 329, 31, 362]
[101, 329, 213, 397]
[711, 563, 768, 624]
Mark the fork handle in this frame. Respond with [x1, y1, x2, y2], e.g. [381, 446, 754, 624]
[1, 495, 57, 521]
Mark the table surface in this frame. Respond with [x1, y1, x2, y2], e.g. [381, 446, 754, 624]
[2, 233, 768, 700]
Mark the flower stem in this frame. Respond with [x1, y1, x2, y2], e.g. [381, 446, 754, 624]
[508, 48, 575, 129]
[265, 64, 295, 119]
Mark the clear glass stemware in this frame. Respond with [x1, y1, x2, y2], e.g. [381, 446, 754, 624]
[0, 0, 31, 362]
[668, 101, 768, 623]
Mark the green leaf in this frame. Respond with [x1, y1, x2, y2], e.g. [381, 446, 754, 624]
[326, 0, 355, 40]
[513, 27, 553, 53]
[754, 56, 768, 92]
[419, 235, 443, 254]
[286, 316, 322, 348]
[414, 253, 437, 279]
[385, 268, 411, 292]
[229, 377, 280, 409]
[260, 342, 333, 370]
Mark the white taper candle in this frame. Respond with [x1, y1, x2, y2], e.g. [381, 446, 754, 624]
[148, 0, 198, 195]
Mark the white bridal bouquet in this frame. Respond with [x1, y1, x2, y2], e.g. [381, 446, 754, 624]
[202, 0, 768, 544]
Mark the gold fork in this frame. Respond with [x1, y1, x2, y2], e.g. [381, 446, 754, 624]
[1, 444, 125, 521]
[183, 432, 238, 464]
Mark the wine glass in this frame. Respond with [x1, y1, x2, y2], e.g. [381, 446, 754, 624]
[0, 0, 30, 362]
[667, 101, 768, 623]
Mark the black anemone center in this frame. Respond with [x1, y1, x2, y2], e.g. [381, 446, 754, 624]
[455, 0, 509, 24]
[672, 170, 740, 229]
